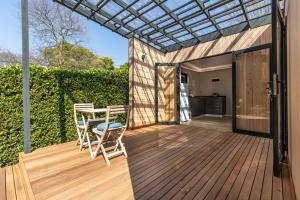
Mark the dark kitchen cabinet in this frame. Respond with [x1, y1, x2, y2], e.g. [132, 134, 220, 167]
[189, 96, 226, 117]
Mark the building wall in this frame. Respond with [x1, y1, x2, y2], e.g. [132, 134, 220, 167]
[129, 25, 272, 128]
[287, 0, 300, 199]
[128, 38, 166, 128]
[165, 24, 272, 63]
[182, 68, 232, 116]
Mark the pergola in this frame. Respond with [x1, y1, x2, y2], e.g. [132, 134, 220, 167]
[53, 0, 272, 52]
[21, 0, 272, 153]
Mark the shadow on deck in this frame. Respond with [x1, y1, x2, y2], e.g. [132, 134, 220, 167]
[1, 125, 296, 200]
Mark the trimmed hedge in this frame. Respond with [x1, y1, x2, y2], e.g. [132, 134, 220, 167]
[0, 65, 128, 167]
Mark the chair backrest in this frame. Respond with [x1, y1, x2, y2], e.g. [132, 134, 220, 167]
[105, 105, 131, 131]
[74, 103, 94, 125]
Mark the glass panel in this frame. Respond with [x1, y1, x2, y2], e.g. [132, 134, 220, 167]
[236, 48, 270, 133]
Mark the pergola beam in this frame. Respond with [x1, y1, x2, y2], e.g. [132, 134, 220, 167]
[21, 0, 31, 154]
[239, 0, 251, 28]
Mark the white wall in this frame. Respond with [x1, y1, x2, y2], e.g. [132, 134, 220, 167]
[182, 68, 232, 115]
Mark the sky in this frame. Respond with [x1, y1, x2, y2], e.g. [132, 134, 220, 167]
[0, 0, 128, 66]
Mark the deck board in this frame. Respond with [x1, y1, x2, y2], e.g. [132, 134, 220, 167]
[11, 125, 295, 200]
[0, 167, 6, 200]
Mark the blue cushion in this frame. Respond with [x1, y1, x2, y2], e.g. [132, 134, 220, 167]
[78, 120, 85, 126]
[78, 119, 102, 126]
[97, 122, 123, 131]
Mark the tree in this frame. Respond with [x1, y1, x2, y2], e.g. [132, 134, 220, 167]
[0, 48, 45, 67]
[29, 0, 86, 66]
[44, 42, 115, 70]
[98, 57, 114, 70]
[119, 63, 129, 71]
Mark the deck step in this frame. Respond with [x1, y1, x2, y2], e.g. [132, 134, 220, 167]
[4, 164, 35, 200]
[0, 154, 36, 200]
[0, 167, 6, 200]
[18, 153, 35, 200]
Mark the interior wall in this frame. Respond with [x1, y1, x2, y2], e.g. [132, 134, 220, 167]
[128, 38, 166, 128]
[287, 0, 300, 199]
[165, 24, 272, 63]
[182, 68, 232, 115]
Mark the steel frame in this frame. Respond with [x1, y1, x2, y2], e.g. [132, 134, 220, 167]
[53, 0, 272, 52]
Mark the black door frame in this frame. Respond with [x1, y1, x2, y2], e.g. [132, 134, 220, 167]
[232, 43, 274, 139]
[154, 63, 181, 125]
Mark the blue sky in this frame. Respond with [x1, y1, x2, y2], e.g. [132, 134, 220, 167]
[0, 0, 128, 66]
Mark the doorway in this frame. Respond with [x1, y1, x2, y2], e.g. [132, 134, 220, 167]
[179, 54, 233, 132]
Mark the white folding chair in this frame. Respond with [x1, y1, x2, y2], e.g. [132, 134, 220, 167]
[74, 103, 95, 147]
[92, 105, 130, 166]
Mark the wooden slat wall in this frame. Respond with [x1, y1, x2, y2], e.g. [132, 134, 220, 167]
[287, 0, 300, 199]
[165, 24, 272, 63]
[128, 38, 166, 128]
[236, 48, 270, 133]
[158, 67, 177, 122]
[129, 25, 272, 129]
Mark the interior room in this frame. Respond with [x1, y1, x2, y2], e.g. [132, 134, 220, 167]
[180, 54, 232, 132]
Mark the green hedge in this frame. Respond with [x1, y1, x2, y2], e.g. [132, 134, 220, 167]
[0, 65, 128, 167]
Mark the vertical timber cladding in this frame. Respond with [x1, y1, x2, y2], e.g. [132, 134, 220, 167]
[129, 25, 272, 129]
[128, 38, 166, 128]
[235, 48, 271, 134]
[165, 24, 272, 63]
[287, 0, 300, 199]
[157, 66, 177, 123]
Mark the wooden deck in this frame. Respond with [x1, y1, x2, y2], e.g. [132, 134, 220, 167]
[1, 125, 296, 200]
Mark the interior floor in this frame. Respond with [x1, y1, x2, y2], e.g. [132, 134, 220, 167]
[182, 116, 232, 132]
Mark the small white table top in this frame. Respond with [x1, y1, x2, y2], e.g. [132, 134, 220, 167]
[76, 108, 107, 114]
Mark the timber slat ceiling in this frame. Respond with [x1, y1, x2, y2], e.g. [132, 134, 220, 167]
[53, 0, 272, 52]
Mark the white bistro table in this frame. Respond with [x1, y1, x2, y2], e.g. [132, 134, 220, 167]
[76, 108, 107, 158]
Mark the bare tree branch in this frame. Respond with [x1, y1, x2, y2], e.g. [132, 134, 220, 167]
[29, 0, 86, 49]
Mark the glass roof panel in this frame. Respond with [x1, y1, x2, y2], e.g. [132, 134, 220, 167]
[191, 21, 213, 31]
[173, 30, 189, 38]
[161, 40, 176, 46]
[246, 0, 271, 12]
[102, 1, 123, 16]
[165, 24, 182, 33]
[176, 34, 194, 42]
[209, 0, 240, 16]
[215, 9, 243, 23]
[178, 6, 201, 19]
[158, 18, 175, 28]
[54, 0, 273, 52]
[164, 0, 192, 10]
[184, 14, 207, 26]
[195, 26, 217, 36]
[141, 26, 155, 34]
[86, 0, 100, 5]
[127, 18, 145, 29]
[149, 32, 163, 39]
[143, 6, 166, 21]
[157, 37, 170, 43]
[218, 15, 246, 29]
[131, 0, 152, 10]
[203, 0, 223, 8]
[247, 5, 272, 19]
